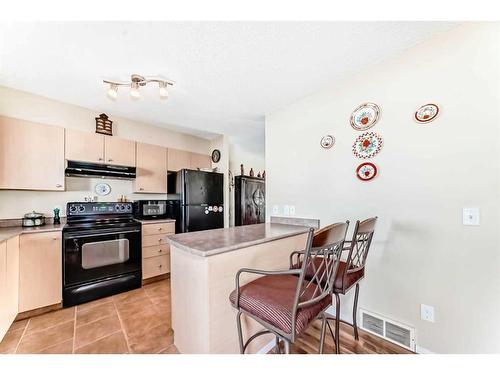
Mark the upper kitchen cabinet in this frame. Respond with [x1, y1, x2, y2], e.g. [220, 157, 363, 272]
[134, 142, 167, 193]
[65, 128, 105, 164]
[168, 148, 191, 171]
[0, 116, 65, 191]
[104, 136, 136, 167]
[190, 152, 212, 170]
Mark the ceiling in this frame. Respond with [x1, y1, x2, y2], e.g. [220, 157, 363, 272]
[0, 22, 459, 153]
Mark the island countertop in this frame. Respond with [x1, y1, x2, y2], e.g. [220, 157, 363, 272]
[167, 223, 310, 257]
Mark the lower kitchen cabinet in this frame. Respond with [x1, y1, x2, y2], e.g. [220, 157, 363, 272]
[19, 232, 62, 313]
[141, 221, 175, 280]
[0, 236, 19, 342]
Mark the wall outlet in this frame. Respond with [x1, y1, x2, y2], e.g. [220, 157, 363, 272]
[420, 304, 435, 323]
[289, 205, 295, 216]
[283, 205, 290, 216]
[272, 205, 279, 215]
[463, 208, 480, 226]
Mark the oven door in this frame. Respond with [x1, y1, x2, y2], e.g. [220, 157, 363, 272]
[63, 226, 141, 287]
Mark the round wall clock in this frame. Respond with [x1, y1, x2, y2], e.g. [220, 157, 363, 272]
[211, 149, 221, 163]
[415, 103, 439, 123]
[350, 103, 381, 131]
[95, 183, 111, 196]
[320, 135, 335, 149]
[356, 162, 378, 181]
[352, 132, 383, 159]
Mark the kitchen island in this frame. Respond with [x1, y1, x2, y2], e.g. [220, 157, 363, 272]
[167, 223, 310, 354]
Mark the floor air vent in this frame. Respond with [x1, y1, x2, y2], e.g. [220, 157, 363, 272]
[360, 309, 415, 351]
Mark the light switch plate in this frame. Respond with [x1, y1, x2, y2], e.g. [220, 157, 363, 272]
[463, 208, 480, 226]
[289, 206, 296, 216]
[283, 205, 290, 216]
[420, 304, 435, 322]
[272, 205, 279, 215]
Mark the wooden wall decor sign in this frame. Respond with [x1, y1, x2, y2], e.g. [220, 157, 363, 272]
[95, 113, 113, 136]
[414, 103, 439, 123]
[356, 162, 378, 181]
[350, 103, 381, 131]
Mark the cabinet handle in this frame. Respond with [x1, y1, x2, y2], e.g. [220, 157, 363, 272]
[53, 237, 58, 240]
[56, 184, 62, 188]
[157, 228, 162, 231]
[108, 159, 113, 162]
[158, 238, 162, 243]
[139, 188, 144, 191]
[159, 249, 163, 253]
[98, 158, 103, 161]
[159, 264, 163, 269]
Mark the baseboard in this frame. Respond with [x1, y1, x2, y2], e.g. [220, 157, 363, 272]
[416, 345, 435, 354]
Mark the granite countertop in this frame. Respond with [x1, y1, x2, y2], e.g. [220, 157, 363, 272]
[135, 218, 176, 224]
[0, 223, 65, 243]
[168, 223, 311, 257]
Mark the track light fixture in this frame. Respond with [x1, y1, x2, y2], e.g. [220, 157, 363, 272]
[103, 74, 174, 101]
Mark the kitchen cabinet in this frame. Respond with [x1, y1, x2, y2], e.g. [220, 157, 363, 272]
[190, 152, 212, 170]
[168, 148, 191, 171]
[104, 136, 136, 166]
[65, 128, 105, 164]
[134, 142, 167, 193]
[0, 236, 19, 342]
[141, 221, 175, 280]
[0, 116, 65, 191]
[19, 232, 62, 313]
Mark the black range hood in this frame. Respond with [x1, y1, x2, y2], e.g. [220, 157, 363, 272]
[65, 160, 136, 180]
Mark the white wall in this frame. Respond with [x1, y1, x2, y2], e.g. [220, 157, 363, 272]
[265, 23, 500, 353]
[228, 141, 265, 226]
[0, 86, 212, 219]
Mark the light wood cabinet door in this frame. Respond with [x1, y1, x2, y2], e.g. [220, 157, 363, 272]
[0, 241, 7, 340]
[168, 149, 191, 171]
[190, 152, 212, 170]
[134, 142, 167, 193]
[65, 128, 105, 163]
[19, 232, 62, 313]
[5, 236, 19, 327]
[0, 116, 65, 191]
[104, 136, 136, 167]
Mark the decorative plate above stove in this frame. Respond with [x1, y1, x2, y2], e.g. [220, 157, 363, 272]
[95, 183, 111, 196]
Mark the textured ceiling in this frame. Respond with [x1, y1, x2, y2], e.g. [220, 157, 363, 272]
[0, 22, 459, 153]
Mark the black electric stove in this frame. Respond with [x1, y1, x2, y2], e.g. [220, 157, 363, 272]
[62, 202, 142, 307]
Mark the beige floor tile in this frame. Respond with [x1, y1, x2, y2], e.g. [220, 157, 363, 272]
[38, 339, 73, 354]
[77, 296, 114, 312]
[75, 331, 129, 354]
[128, 324, 173, 354]
[113, 288, 148, 306]
[74, 315, 121, 349]
[76, 302, 117, 327]
[25, 307, 75, 334]
[159, 344, 179, 354]
[121, 309, 166, 338]
[144, 282, 170, 297]
[0, 328, 24, 354]
[8, 319, 29, 333]
[115, 297, 155, 318]
[17, 321, 74, 354]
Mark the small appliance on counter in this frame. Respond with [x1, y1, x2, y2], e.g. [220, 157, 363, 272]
[22, 211, 46, 227]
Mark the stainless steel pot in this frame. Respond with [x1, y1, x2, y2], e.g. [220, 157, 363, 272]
[22, 211, 46, 227]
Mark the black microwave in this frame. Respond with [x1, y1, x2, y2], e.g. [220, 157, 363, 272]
[133, 200, 168, 220]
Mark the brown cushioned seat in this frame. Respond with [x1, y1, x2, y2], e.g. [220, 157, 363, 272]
[229, 274, 331, 335]
[292, 260, 364, 292]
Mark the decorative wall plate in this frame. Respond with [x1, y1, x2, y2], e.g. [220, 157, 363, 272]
[352, 132, 383, 159]
[356, 162, 378, 181]
[320, 135, 335, 149]
[350, 103, 381, 130]
[415, 103, 439, 123]
[211, 149, 221, 163]
[95, 183, 111, 196]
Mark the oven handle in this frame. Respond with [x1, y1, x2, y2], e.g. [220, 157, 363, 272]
[64, 228, 141, 240]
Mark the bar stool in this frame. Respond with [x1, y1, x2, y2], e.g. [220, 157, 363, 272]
[229, 223, 349, 354]
[290, 217, 377, 353]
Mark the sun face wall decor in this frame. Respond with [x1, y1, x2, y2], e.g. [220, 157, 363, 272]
[350, 102, 381, 131]
[352, 132, 383, 159]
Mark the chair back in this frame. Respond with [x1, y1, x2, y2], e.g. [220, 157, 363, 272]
[290, 222, 348, 338]
[345, 217, 377, 273]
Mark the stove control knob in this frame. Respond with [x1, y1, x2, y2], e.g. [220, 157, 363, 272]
[115, 204, 120, 211]
[69, 205, 77, 213]
[120, 205, 125, 211]
[126, 204, 132, 212]
[78, 205, 85, 213]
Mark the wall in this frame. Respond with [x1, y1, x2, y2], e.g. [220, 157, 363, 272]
[228, 142, 265, 226]
[265, 23, 500, 353]
[0, 86, 212, 218]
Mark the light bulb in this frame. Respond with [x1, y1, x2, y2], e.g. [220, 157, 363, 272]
[107, 84, 118, 100]
[159, 82, 169, 100]
[130, 82, 141, 100]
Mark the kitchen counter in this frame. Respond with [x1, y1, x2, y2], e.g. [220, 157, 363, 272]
[169, 223, 311, 353]
[168, 223, 310, 257]
[0, 223, 65, 243]
[134, 218, 176, 225]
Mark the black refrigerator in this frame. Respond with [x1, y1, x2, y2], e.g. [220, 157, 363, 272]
[176, 169, 224, 233]
[234, 176, 265, 226]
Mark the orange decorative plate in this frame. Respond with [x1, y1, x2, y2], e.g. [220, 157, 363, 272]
[356, 162, 378, 181]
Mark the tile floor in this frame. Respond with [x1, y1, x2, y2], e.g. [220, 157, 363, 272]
[0, 279, 177, 354]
